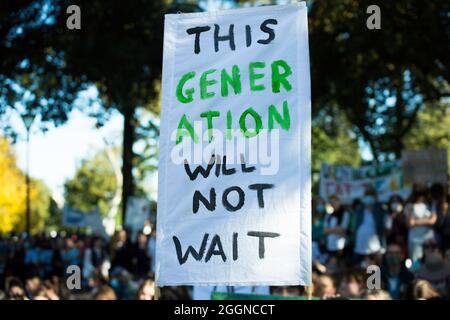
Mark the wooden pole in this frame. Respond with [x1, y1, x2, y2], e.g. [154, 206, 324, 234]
[154, 286, 161, 300]
[305, 285, 313, 300]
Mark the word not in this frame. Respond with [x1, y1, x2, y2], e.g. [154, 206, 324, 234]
[173, 231, 280, 265]
[187, 19, 278, 54]
[185, 154, 274, 213]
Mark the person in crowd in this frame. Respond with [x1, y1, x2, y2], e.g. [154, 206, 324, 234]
[323, 195, 350, 257]
[313, 274, 337, 299]
[430, 183, 447, 244]
[364, 289, 392, 300]
[386, 194, 408, 249]
[313, 197, 327, 246]
[312, 197, 328, 273]
[32, 280, 60, 300]
[353, 188, 389, 266]
[271, 286, 304, 297]
[406, 279, 440, 300]
[405, 184, 437, 264]
[147, 227, 157, 274]
[132, 232, 150, 278]
[415, 239, 450, 296]
[25, 276, 41, 299]
[62, 237, 81, 270]
[137, 278, 155, 300]
[39, 238, 54, 278]
[94, 285, 117, 300]
[83, 236, 108, 280]
[436, 192, 450, 251]
[24, 237, 40, 278]
[381, 243, 414, 299]
[6, 277, 27, 300]
[337, 269, 365, 299]
[110, 229, 134, 273]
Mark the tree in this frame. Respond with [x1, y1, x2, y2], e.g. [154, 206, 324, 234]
[308, 0, 450, 160]
[404, 103, 450, 171]
[0, 136, 52, 234]
[0, 0, 201, 223]
[64, 150, 117, 218]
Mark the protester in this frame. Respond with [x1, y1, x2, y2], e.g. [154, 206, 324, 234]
[405, 184, 437, 264]
[415, 239, 450, 295]
[353, 188, 389, 266]
[94, 285, 117, 300]
[313, 274, 337, 299]
[337, 269, 366, 299]
[407, 279, 440, 300]
[386, 194, 408, 249]
[323, 195, 350, 256]
[381, 243, 413, 299]
[137, 278, 155, 300]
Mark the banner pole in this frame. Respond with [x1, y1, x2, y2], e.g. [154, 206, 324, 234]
[305, 285, 313, 300]
[154, 286, 161, 300]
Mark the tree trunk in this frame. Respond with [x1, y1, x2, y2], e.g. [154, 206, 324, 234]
[122, 104, 136, 226]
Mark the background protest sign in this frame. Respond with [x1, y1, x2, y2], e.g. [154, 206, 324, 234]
[156, 3, 311, 286]
[402, 149, 449, 185]
[62, 205, 106, 237]
[319, 160, 408, 204]
[125, 196, 151, 240]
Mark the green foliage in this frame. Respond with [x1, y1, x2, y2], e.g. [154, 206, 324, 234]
[308, 0, 449, 159]
[404, 102, 450, 171]
[312, 113, 361, 173]
[64, 150, 117, 217]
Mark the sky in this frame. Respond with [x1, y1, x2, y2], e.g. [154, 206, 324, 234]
[11, 108, 124, 205]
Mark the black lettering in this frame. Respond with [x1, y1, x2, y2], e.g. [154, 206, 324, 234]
[222, 186, 245, 212]
[248, 183, 274, 208]
[214, 24, 235, 52]
[193, 189, 216, 213]
[247, 231, 280, 259]
[233, 232, 238, 260]
[184, 155, 215, 180]
[173, 234, 209, 265]
[221, 156, 236, 175]
[240, 154, 256, 173]
[186, 26, 211, 54]
[257, 19, 277, 45]
[245, 25, 252, 47]
[205, 234, 227, 262]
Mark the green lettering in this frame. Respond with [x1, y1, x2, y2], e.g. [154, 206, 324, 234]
[200, 69, 217, 100]
[239, 107, 262, 138]
[221, 65, 242, 97]
[271, 59, 292, 93]
[268, 100, 290, 131]
[176, 114, 199, 144]
[249, 62, 265, 91]
[200, 110, 220, 143]
[176, 71, 196, 103]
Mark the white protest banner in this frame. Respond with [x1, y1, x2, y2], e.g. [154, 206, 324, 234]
[319, 160, 409, 204]
[156, 3, 311, 286]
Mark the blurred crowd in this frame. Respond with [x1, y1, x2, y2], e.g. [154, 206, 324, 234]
[0, 183, 449, 300]
[310, 182, 450, 300]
